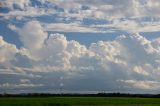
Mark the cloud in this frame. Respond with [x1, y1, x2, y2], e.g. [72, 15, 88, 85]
[120, 80, 160, 90]
[1, 0, 160, 33]
[44, 23, 103, 33]
[0, 36, 18, 64]
[0, 0, 31, 10]
[1, 20, 160, 93]
[152, 37, 160, 51]
[0, 83, 43, 88]
[91, 20, 160, 33]
[9, 21, 48, 60]
[1, 0, 160, 21]
[45, 0, 160, 18]
[0, 0, 160, 93]
[20, 79, 30, 83]
[18, 20, 47, 50]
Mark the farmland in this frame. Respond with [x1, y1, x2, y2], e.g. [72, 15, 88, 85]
[0, 97, 160, 106]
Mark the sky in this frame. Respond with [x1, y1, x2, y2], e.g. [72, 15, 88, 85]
[0, 0, 160, 94]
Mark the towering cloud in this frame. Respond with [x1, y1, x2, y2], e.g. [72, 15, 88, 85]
[0, 36, 18, 64]
[18, 21, 47, 50]
[0, 20, 160, 93]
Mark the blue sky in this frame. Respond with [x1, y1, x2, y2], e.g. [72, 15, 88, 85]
[0, 0, 160, 94]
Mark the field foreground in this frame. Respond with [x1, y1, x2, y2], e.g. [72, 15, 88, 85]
[0, 97, 160, 106]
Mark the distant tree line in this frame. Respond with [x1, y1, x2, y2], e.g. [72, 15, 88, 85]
[1, 92, 160, 98]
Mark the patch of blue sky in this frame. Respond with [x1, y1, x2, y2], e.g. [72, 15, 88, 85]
[48, 31, 128, 47]
[0, 20, 22, 48]
[0, 7, 10, 13]
[140, 32, 160, 40]
[36, 14, 59, 23]
[30, 0, 43, 7]
[36, 14, 80, 24]
[82, 18, 111, 26]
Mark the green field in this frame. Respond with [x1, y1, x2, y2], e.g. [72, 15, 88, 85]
[0, 97, 160, 106]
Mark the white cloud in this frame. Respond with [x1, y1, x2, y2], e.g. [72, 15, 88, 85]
[91, 19, 160, 33]
[0, 36, 18, 64]
[1, 20, 160, 93]
[0, 7, 48, 20]
[18, 20, 47, 50]
[1, 0, 160, 20]
[0, 0, 31, 10]
[1, 0, 160, 33]
[44, 23, 105, 33]
[44, 0, 160, 19]
[20, 79, 30, 83]
[133, 66, 149, 76]
[0, 0, 160, 93]
[120, 80, 160, 90]
[9, 21, 48, 60]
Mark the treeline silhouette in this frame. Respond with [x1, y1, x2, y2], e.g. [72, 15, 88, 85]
[1, 93, 160, 98]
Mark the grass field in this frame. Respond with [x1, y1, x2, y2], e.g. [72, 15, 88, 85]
[0, 97, 160, 106]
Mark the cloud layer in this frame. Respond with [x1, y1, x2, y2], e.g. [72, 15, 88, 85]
[1, 0, 160, 33]
[0, 20, 160, 93]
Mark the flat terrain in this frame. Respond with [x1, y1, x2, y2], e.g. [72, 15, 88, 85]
[0, 97, 160, 106]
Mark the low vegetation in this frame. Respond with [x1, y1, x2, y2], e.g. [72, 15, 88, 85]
[1, 97, 160, 106]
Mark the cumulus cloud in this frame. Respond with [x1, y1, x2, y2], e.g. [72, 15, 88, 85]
[1, 20, 160, 93]
[0, 0, 159, 93]
[0, 36, 18, 64]
[18, 21, 47, 50]
[9, 21, 48, 60]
